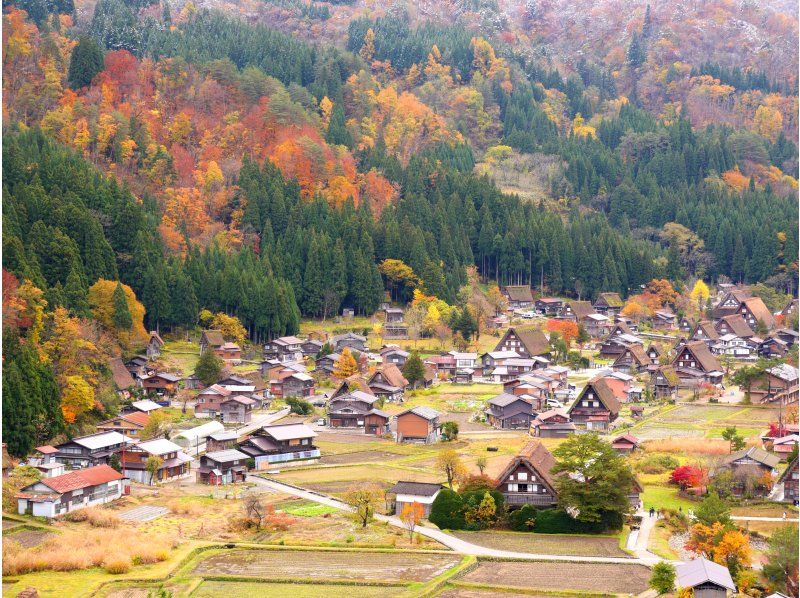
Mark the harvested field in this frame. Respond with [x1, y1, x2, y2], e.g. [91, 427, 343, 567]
[192, 581, 405, 597]
[4, 528, 56, 548]
[439, 590, 550, 598]
[460, 561, 651, 594]
[318, 451, 403, 465]
[451, 531, 629, 558]
[192, 549, 461, 582]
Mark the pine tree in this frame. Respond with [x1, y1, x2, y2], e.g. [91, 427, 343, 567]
[325, 105, 354, 148]
[112, 281, 133, 330]
[195, 347, 223, 386]
[68, 35, 105, 89]
[64, 266, 90, 317]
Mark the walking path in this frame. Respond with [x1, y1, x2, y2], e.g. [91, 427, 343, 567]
[731, 515, 799, 522]
[248, 475, 664, 566]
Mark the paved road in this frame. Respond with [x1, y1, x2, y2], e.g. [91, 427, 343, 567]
[247, 475, 663, 566]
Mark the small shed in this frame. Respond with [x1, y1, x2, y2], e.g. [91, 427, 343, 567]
[388, 481, 443, 517]
[676, 558, 736, 598]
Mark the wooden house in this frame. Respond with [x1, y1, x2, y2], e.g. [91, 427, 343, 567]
[424, 353, 457, 379]
[495, 441, 559, 508]
[780, 298, 798, 320]
[739, 296, 776, 331]
[383, 307, 408, 339]
[744, 364, 799, 405]
[611, 434, 640, 454]
[220, 395, 255, 424]
[275, 372, 315, 398]
[691, 321, 720, 345]
[645, 344, 661, 363]
[197, 449, 248, 485]
[206, 430, 239, 452]
[109, 357, 136, 398]
[396, 407, 441, 444]
[713, 288, 752, 319]
[598, 332, 643, 360]
[16, 465, 126, 518]
[388, 481, 443, 518]
[531, 409, 575, 438]
[485, 393, 536, 429]
[314, 352, 341, 375]
[494, 327, 551, 359]
[327, 390, 389, 435]
[612, 344, 652, 373]
[593, 292, 624, 316]
[502, 285, 534, 310]
[381, 346, 410, 367]
[759, 336, 790, 359]
[672, 341, 724, 387]
[301, 339, 324, 357]
[140, 372, 181, 396]
[263, 336, 304, 363]
[453, 369, 474, 384]
[200, 330, 225, 355]
[776, 456, 798, 504]
[54, 431, 134, 470]
[714, 314, 753, 338]
[217, 342, 241, 364]
[195, 384, 232, 417]
[146, 331, 165, 359]
[28, 446, 65, 478]
[331, 332, 368, 354]
[535, 297, 563, 316]
[772, 434, 799, 460]
[649, 366, 679, 399]
[96, 411, 150, 439]
[584, 313, 613, 337]
[121, 438, 193, 484]
[676, 558, 736, 598]
[558, 300, 596, 323]
[652, 309, 677, 330]
[715, 446, 780, 497]
[567, 378, 620, 431]
[238, 423, 319, 468]
[368, 364, 408, 402]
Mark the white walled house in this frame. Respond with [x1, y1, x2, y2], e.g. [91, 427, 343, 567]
[388, 481, 443, 517]
[16, 465, 126, 518]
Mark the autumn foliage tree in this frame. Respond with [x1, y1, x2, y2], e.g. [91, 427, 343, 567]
[546, 319, 579, 345]
[332, 347, 359, 378]
[88, 280, 148, 349]
[400, 501, 424, 541]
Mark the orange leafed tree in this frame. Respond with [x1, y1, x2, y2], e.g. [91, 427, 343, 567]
[546, 319, 579, 345]
[400, 501, 424, 540]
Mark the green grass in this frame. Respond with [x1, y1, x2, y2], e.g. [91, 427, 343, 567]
[640, 483, 697, 512]
[281, 502, 340, 517]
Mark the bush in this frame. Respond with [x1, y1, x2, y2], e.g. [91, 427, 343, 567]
[63, 507, 120, 528]
[458, 474, 496, 493]
[286, 396, 313, 415]
[530, 509, 613, 534]
[429, 488, 465, 530]
[507, 504, 537, 531]
[440, 421, 459, 441]
[103, 554, 132, 574]
[636, 454, 679, 474]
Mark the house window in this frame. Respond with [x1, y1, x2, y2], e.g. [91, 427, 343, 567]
[508, 483, 518, 492]
[518, 472, 528, 481]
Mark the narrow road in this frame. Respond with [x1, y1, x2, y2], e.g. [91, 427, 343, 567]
[247, 475, 664, 566]
[731, 515, 799, 522]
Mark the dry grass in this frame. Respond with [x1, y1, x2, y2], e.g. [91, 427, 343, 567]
[167, 499, 204, 516]
[2, 528, 174, 576]
[63, 507, 121, 528]
[103, 553, 133, 574]
[643, 438, 733, 456]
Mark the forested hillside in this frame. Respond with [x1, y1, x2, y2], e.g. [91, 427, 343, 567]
[2, 0, 798, 451]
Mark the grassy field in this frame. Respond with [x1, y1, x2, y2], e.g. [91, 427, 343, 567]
[451, 531, 629, 557]
[631, 403, 781, 441]
[648, 522, 681, 560]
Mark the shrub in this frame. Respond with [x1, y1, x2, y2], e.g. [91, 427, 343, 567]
[531, 509, 611, 534]
[286, 396, 313, 415]
[507, 504, 537, 531]
[636, 454, 679, 474]
[103, 554, 132, 574]
[440, 421, 459, 441]
[458, 474, 496, 493]
[429, 488, 465, 530]
[168, 499, 202, 516]
[649, 562, 676, 594]
[64, 507, 121, 528]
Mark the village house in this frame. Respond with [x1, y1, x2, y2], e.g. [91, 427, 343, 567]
[776, 327, 799, 346]
[598, 324, 643, 359]
[611, 434, 640, 454]
[593, 292, 624, 316]
[652, 309, 677, 330]
[744, 364, 799, 405]
[600, 371, 634, 403]
[759, 336, 790, 359]
[217, 342, 242, 364]
[612, 343, 653, 373]
[531, 408, 575, 438]
[502, 285, 534, 310]
[771, 435, 799, 460]
[274, 371, 315, 398]
[649, 365, 679, 399]
[54, 431, 135, 470]
[197, 449, 249, 485]
[220, 395, 256, 424]
[97, 411, 150, 438]
[383, 307, 408, 339]
[195, 384, 232, 418]
[712, 288, 751, 319]
[263, 336, 304, 362]
[122, 438, 193, 484]
[199, 330, 225, 355]
[146, 331, 165, 359]
[775, 457, 798, 504]
[739, 296, 776, 331]
[28, 446, 65, 478]
[314, 352, 341, 375]
[583, 313, 613, 337]
[496, 441, 559, 507]
[481, 350, 521, 372]
[535, 297, 563, 316]
[327, 390, 390, 435]
[301, 338, 324, 357]
[714, 446, 780, 497]
[332, 332, 368, 354]
[672, 341, 724, 387]
[676, 558, 736, 598]
[388, 481, 444, 518]
[558, 300, 596, 324]
[139, 372, 181, 397]
[567, 378, 620, 431]
[494, 327, 551, 359]
[16, 465, 127, 519]
[396, 407, 441, 444]
[129, 399, 163, 414]
[485, 393, 536, 429]
[487, 357, 545, 383]
[368, 364, 408, 402]
[710, 334, 754, 358]
[381, 346, 410, 367]
[424, 353, 457, 379]
[453, 368, 474, 384]
[678, 317, 694, 335]
[690, 321, 720, 345]
[714, 314, 753, 338]
[109, 357, 136, 398]
[645, 344, 661, 363]
[503, 378, 550, 408]
[206, 430, 239, 452]
[238, 423, 319, 468]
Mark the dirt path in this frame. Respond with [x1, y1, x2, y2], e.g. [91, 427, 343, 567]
[248, 475, 664, 566]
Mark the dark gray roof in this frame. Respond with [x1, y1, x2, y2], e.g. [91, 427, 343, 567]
[388, 481, 443, 497]
[676, 558, 735, 591]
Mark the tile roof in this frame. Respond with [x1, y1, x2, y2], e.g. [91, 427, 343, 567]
[388, 481, 443, 496]
[37, 464, 124, 494]
[262, 423, 317, 441]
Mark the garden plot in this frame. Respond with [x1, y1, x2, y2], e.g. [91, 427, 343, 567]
[318, 451, 405, 465]
[459, 561, 651, 594]
[192, 549, 462, 582]
[4, 528, 56, 549]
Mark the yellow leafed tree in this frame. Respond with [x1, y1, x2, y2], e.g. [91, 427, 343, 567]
[88, 280, 148, 349]
[333, 347, 359, 378]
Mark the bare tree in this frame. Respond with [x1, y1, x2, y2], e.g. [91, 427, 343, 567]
[244, 494, 266, 529]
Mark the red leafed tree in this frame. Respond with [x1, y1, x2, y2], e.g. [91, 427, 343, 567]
[669, 465, 707, 490]
[546, 319, 579, 345]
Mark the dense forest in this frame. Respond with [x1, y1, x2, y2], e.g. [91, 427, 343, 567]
[1, 0, 798, 452]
